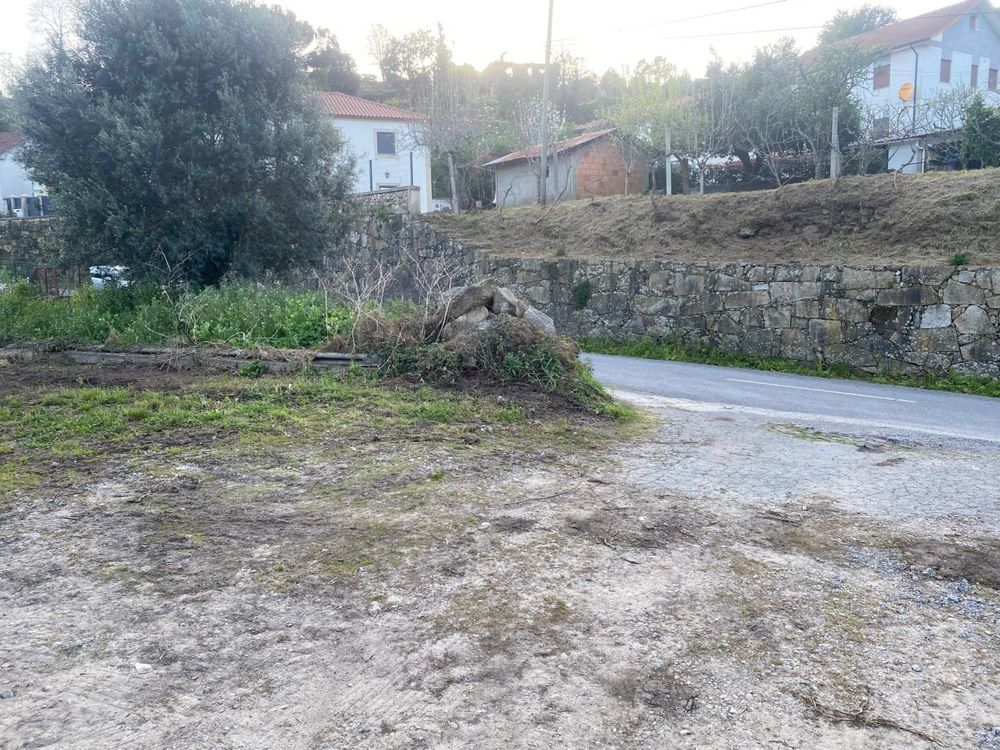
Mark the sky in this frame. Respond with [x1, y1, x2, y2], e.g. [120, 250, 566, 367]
[0, 0, 956, 80]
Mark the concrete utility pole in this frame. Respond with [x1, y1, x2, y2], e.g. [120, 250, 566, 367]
[538, 0, 554, 206]
[664, 129, 672, 195]
[830, 107, 842, 179]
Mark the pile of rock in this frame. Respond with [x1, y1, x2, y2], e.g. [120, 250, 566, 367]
[439, 279, 556, 342]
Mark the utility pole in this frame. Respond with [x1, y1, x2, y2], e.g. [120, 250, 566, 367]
[664, 129, 672, 195]
[538, 0, 554, 205]
[830, 107, 842, 179]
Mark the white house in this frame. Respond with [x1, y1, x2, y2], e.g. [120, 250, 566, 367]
[318, 92, 433, 213]
[0, 132, 50, 217]
[816, 0, 1000, 172]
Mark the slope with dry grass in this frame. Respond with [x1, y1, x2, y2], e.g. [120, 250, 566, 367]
[429, 170, 1000, 266]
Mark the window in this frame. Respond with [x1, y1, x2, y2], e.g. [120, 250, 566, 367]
[972, 64, 979, 88]
[873, 117, 891, 139]
[970, 13, 978, 31]
[375, 130, 396, 156]
[940, 58, 952, 83]
[377, 182, 398, 190]
[873, 63, 890, 89]
[990, 68, 998, 91]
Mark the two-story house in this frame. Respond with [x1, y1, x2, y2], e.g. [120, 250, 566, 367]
[831, 0, 1000, 172]
[318, 92, 433, 213]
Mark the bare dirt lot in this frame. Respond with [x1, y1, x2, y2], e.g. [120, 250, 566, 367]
[2, 359, 999, 749]
[430, 170, 1000, 267]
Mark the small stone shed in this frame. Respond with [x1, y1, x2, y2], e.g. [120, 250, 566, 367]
[484, 128, 650, 207]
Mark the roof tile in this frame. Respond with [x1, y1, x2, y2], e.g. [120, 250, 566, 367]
[318, 92, 425, 121]
[483, 128, 617, 167]
[0, 132, 26, 158]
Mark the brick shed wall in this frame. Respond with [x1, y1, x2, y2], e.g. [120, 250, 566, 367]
[573, 139, 648, 199]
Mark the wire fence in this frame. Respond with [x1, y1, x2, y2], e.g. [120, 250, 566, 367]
[0, 258, 90, 296]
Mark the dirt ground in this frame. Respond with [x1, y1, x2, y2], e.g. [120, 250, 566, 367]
[430, 169, 1000, 267]
[2, 360, 999, 749]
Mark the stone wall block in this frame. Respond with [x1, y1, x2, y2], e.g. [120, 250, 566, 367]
[954, 305, 996, 335]
[770, 281, 823, 303]
[876, 287, 938, 306]
[941, 280, 986, 305]
[841, 268, 896, 289]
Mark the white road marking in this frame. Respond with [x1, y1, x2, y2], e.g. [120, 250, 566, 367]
[726, 378, 917, 403]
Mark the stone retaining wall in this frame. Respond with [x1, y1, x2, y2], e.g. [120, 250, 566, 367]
[0, 218, 62, 270]
[350, 220, 1000, 378]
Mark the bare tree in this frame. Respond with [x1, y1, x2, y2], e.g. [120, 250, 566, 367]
[367, 24, 391, 83]
[29, 0, 77, 54]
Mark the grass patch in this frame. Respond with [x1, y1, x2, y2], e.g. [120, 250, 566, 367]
[0, 282, 354, 349]
[580, 336, 1000, 398]
[0, 369, 627, 500]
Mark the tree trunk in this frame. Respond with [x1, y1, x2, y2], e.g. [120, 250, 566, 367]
[733, 147, 753, 179]
[447, 151, 460, 215]
[678, 158, 691, 194]
[699, 166, 705, 195]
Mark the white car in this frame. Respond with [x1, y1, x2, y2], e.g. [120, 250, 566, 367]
[89, 266, 129, 289]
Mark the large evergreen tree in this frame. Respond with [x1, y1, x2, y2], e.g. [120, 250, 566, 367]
[14, 0, 354, 285]
[819, 5, 897, 45]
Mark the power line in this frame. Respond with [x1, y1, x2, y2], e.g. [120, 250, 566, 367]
[550, 0, 794, 44]
[552, 8, 1000, 49]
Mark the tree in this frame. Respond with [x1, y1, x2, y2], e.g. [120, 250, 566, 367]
[380, 28, 438, 108]
[368, 24, 391, 83]
[14, 0, 354, 286]
[408, 28, 488, 214]
[304, 29, 361, 94]
[963, 93, 1000, 168]
[819, 5, 897, 45]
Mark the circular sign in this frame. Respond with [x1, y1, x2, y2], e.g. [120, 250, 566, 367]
[899, 82, 914, 101]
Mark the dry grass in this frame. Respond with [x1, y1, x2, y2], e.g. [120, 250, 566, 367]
[429, 170, 1000, 266]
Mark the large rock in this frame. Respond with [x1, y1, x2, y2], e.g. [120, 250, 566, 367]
[522, 306, 556, 336]
[492, 287, 519, 316]
[445, 281, 497, 321]
[441, 306, 491, 341]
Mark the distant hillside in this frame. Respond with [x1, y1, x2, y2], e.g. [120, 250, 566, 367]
[428, 171, 1000, 266]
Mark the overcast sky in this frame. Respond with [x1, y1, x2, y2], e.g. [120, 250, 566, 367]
[1, 0, 953, 80]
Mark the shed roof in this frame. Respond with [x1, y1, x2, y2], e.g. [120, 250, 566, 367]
[317, 92, 426, 121]
[483, 128, 617, 168]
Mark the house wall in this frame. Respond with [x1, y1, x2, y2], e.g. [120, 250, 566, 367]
[333, 117, 433, 213]
[0, 153, 41, 205]
[574, 140, 648, 199]
[494, 156, 575, 207]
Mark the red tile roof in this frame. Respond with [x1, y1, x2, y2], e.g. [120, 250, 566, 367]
[483, 128, 617, 167]
[0, 132, 26, 158]
[803, 0, 986, 62]
[317, 92, 426, 121]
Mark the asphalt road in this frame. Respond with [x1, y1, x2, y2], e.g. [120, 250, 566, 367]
[584, 353, 1000, 444]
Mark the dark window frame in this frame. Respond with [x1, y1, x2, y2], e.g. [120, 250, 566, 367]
[375, 130, 397, 156]
[972, 64, 979, 88]
[873, 63, 891, 89]
[940, 58, 952, 84]
[989, 68, 998, 91]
